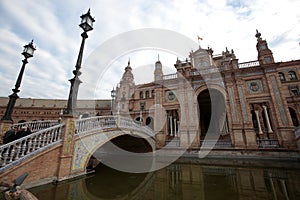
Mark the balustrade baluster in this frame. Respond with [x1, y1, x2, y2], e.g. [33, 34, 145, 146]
[15, 142, 22, 160]
[2, 148, 9, 166]
[20, 140, 27, 157]
[37, 134, 43, 148]
[56, 128, 61, 141]
[50, 130, 55, 143]
[42, 132, 47, 147]
[8, 146, 15, 163]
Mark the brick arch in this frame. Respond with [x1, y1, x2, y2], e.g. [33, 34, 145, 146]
[195, 84, 227, 141]
[194, 84, 227, 99]
[71, 129, 155, 174]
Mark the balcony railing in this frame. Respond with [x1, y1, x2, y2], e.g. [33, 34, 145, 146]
[257, 139, 280, 148]
[200, 140, 232, 148]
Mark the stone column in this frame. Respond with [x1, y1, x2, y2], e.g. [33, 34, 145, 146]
[262, 105, 273, 133]
[174, 118, 177, 137]
[254, 110, 263, 134]
[169, 116, 173, 136]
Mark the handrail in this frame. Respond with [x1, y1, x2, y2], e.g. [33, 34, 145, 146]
[0, 124, 64, 170]
[11, 120, 59, 132]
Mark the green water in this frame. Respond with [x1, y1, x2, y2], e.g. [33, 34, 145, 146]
[29, 160, 300, 200]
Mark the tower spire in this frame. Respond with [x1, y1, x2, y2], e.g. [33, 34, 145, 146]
[255, 29, 274, 64]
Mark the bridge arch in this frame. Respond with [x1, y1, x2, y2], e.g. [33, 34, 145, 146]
[71, 128, 155, 174]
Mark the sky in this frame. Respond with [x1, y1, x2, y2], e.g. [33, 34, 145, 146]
[0, 0, 299, 100]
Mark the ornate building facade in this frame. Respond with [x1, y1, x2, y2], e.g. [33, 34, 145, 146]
[114, 30, 300, 150]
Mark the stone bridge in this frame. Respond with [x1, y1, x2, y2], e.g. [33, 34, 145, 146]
[0, 115, 155, 187]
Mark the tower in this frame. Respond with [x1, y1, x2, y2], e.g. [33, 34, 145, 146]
[115, 59, 135, 115]
[255, 29, 275, 64]
[154, 55, 163, 81]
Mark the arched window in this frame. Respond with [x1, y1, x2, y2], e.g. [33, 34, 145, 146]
[288, 71, 297, 80]
[145, 90, 150, 98]
[139, 91, 143, 99]
[278, 72, 286, 82]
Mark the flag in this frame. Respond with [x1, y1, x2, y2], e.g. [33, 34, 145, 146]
[197, 35, 203, 40]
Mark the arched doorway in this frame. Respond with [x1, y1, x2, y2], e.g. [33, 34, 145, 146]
[197, 89, 226, 141]
[289, 107, 299, 126]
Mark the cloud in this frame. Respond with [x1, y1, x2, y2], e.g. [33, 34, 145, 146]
[0, 0, 299, 100]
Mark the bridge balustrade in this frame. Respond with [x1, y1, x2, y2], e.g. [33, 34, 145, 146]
[0, 124, 64, 171]
[75, 116, 117, 134]
[75, 116, 155, 138]
[12, 120, 59, 132]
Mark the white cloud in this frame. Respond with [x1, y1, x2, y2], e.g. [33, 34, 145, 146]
[0, 0, 299, 100]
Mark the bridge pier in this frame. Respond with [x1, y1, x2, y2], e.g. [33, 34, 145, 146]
[0, 120, 13, 145]
[57, 115, 76, 181]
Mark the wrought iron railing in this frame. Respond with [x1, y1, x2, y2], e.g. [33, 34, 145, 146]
[0, 124, 63, 171]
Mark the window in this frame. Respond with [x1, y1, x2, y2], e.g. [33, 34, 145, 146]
[288, 71, 298, 80]
[278, 72, 286, 82]
[259, 45, 266, 50]
[264, 56, 272, 63]
[145, 90, 150, 98]
[139, 91, 144, 99]
[291, 89, 299, 96]
[152, 90, 155, 98]
[289, 85, 299, 96]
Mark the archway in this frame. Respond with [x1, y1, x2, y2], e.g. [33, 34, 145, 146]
[197, 89, 226, 140]
[289, 107, 299, 126]
[146, 116, 154, 130]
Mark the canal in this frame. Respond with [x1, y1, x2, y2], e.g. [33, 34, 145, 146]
[29, 158, 300, 200]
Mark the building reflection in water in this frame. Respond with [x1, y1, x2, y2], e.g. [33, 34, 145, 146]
[30, 162, 300, 200]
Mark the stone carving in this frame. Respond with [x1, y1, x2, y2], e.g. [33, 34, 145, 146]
[246, 79, 263, 94]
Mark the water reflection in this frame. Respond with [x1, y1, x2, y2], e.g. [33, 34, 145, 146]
[30, 161, 300, 200]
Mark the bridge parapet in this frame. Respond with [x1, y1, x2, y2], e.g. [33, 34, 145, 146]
[75, 116, 154, 138]
[0, 124, 63, 172]
[11, 120, 59, 133]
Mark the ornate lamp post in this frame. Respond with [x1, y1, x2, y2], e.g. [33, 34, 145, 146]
[110, 88, 116, 115]
[1, 40, 36, 121]
[64, 9, 95, 115]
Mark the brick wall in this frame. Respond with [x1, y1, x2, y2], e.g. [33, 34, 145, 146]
[0, 144, 62, 187]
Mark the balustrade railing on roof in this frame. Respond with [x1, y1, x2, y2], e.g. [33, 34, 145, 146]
[0, 124, 64, 171]
[163, 73, 177, 80]
[238, 60, 260, 68]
